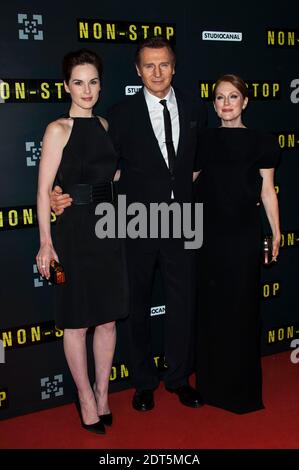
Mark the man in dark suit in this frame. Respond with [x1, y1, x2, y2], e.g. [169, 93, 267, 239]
[107, 37, 206, 411]
[51, 37, 206, 411]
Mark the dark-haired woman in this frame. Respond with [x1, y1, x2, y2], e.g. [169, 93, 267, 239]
[196, 74, 280, 414]
[36, 49, 128, 433]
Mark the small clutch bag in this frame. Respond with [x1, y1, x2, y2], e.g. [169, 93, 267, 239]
[49, 259, 66, 284]
[263, 236, 273, 265]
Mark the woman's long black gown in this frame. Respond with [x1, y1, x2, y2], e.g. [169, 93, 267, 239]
[196, 128, 279, 413]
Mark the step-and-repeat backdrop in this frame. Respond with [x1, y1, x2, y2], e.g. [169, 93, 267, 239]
[1, 0, 298, 418]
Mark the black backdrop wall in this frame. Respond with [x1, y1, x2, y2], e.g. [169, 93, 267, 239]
[0, 0, 298, 419]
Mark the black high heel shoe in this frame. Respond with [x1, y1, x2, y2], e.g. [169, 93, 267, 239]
[99, 412, 113, 426]
[93, 383, 113, 426]
[75, 399, 105, 435]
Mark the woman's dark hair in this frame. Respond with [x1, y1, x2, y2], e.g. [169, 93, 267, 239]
[213, 74, 248, 101]
[135, 36, 176, 66]
[62, 49, 103, 84]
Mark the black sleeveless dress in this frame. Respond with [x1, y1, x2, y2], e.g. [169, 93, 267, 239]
[54, 117, 128, 329]
[196, 128, 279, 413]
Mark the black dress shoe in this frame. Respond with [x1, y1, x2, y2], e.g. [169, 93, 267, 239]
[166, 385, 204, 408]
[99, 412, 113, 426]
[132, 389, 154, 411]
[75, 399, 106, 434]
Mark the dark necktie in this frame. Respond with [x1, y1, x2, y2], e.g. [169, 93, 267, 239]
[160, 99, 176, 175]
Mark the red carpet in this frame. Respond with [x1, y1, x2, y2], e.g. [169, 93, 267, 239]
[0, 351, 298, 449]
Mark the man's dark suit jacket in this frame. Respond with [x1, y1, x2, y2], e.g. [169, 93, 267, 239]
[108, 88, 207, 207]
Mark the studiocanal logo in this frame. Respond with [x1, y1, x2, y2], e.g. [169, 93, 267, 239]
[151, 305, 165, 317]
[202, 31, 242, 42]
[125, 85, 142, 95]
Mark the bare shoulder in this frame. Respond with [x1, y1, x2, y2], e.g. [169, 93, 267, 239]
[97, 116, 108, 131]
[44, 118, 73, 144]
[47, 117, 73, 133]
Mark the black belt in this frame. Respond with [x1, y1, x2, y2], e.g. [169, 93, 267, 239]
[64, 182, 115, 205]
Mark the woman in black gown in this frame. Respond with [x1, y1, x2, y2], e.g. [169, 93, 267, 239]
[196, 74, 280, 414]
[36, 50, 128, 433]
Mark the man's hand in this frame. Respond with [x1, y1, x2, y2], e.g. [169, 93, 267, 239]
[192, 170, 201, 182]
[50, 185, 72, 215]
[113, 169, 121, 181]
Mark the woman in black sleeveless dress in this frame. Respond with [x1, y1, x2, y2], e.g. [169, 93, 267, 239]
[196, 75, 280, 413]
[36, 50, 128, 433]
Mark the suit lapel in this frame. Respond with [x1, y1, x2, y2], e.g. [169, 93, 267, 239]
[134, 89, 170, 172]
